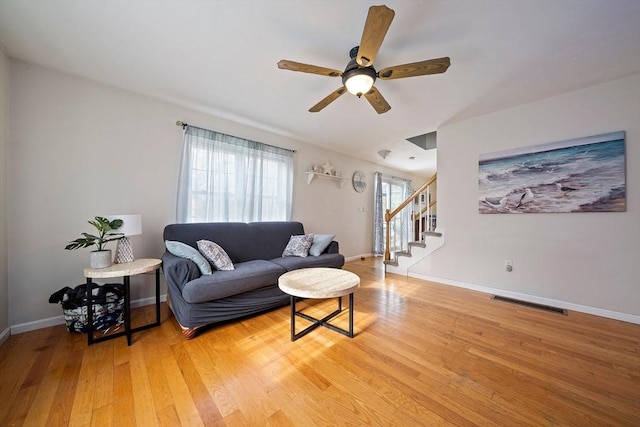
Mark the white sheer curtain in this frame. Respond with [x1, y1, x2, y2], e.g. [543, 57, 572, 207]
[177, 125, 294, 223]
[373, 172, 384, 255]
[373, 172, 411, 256]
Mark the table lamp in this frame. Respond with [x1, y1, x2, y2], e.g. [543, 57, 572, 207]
[106, 214, 142, 264]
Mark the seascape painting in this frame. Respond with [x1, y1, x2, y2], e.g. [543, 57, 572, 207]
[478, 131, 626, 214]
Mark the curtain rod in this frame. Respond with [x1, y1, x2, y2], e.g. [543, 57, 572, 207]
[375, 171, 411, 182]
[176, 121, 296, 153]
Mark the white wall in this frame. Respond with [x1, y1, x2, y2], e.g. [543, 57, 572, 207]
[410, 75, 640, 319]
[0, 50, 9, 342]
[6, 59, 422, 329]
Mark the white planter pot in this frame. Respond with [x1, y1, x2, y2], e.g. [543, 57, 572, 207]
[90, 250, 112, 269]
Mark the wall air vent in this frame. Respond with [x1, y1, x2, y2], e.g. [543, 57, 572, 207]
[491, 295, 568, 315]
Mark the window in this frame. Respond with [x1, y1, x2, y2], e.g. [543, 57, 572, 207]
[177, 125, 293, 223]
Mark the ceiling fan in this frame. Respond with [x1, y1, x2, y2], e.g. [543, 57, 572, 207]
[277, 5, 450, 114]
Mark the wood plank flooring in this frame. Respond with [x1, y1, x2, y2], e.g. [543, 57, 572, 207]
[1, 258, 639, 426]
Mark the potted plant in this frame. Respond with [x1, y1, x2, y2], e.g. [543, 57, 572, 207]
[65, 216, 124, 268]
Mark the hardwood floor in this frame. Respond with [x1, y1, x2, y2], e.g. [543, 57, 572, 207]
[1, 258, 639, 426]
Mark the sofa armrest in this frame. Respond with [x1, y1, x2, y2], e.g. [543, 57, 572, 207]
[324, 241, 340, 254]
[162, 251, 201, 292]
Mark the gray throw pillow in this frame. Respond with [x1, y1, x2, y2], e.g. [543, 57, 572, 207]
[309, 234, 335, 256]
[197, 239, 234, 271]
[165, 240, 212, 275]
[282, 234, 314, 257]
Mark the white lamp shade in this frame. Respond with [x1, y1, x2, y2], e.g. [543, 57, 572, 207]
[105, 214, 142, 236]
[344, 73, 374, 96]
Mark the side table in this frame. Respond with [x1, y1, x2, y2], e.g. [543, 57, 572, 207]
[83, 258, 162, 346]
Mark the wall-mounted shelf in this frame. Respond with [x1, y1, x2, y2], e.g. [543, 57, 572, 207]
[305, 171, 347, 188]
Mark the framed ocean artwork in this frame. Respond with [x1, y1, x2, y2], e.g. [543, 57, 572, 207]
[478, 131, 626, 214]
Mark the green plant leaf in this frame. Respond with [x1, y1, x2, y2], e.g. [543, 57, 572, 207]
[68, 216, 126, 251]
[65, 237, 95, 250]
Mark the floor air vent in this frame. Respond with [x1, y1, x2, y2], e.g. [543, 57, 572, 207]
[492, 295, 567, 315]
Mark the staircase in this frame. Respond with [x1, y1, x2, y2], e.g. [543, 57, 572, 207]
[384, 229, 444, 275]
[382, 174, 443, 275]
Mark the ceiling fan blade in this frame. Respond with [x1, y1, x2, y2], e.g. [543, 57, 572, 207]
[309, 87, 347, 112]
[378, 57, 451, 80]
[277, 60, 342, 77]
[363, 86, 391, 114]
[357, 5, 395, 67]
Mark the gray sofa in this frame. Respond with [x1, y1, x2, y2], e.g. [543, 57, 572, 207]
[162, 221, 344, 338]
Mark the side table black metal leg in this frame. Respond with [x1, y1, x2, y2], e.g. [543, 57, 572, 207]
[124, 275, 131, 346]
[155, 269, 161, 326]
[129, 267, 163, 337]
[86, 278, 94, 345]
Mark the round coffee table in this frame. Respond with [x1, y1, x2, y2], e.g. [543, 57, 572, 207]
[278, 268, 360, 341]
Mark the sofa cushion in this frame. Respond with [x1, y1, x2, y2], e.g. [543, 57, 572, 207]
[165, 240, 212, 275]
[271, 253, 346, 271]
[309, 234, 336, 256]
[197, 240, 234, 271]
[181, 260, 287, 303]
[282, 234, 314, 257]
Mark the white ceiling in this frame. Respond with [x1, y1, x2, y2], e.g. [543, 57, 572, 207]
[1, 0, 639, 177]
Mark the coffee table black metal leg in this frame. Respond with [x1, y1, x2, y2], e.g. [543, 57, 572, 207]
[290, 296, 295, 341]
[290, 293, 355, 341]
[349, 292, 354, 338]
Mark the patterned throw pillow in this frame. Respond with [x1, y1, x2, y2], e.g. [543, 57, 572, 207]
[165, 240, 212, 275]
[197, 240, 234, 271]
[309, 234, 335, 256]
[282, 234, 314, 257]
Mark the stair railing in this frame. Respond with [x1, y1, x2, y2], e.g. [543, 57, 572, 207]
[412, 192, 437, 240]
[385, 174, 437, 261]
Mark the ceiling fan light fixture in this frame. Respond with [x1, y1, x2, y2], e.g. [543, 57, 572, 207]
[344, 73, 374, 97]
[342, 61, 377, 98]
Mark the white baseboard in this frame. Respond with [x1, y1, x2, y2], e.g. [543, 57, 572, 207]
[345, 253, 375, 262]
[0, 326, 10, 346]
[9, 294, 167, 336]
[10, 316, 66, 335]
[131, 294, 167, 309]
[408, 272, 640, 325]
